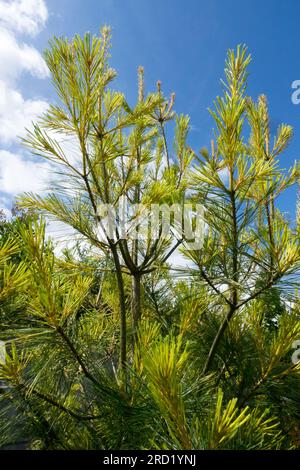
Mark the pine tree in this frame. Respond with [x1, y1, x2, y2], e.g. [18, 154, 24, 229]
[18, 28, 193, 377]
[0, 33, 300, 450]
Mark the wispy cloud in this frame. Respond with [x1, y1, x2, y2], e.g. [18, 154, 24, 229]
[0, 0, 48, 36]
[0, 80, 48, 143]
[0, 28, 49, 82]
[0, 149, 50, 193]
[0, 0, 49, 211]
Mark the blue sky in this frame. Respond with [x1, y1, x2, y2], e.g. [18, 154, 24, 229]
[0, 0, 300, 219]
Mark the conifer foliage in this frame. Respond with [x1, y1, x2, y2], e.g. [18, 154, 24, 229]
[0, 29, 300, 450]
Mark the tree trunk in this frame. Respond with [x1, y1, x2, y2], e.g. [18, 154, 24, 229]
[111, 244, 127, 379]
[202, 304, 235, 374]
[202, 171, 239, 375]
[132, 272, 141, 333]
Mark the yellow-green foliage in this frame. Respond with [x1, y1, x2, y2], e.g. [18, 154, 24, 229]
[0, 32, 300, 451]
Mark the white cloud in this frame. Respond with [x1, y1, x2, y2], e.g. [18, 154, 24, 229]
[0, 0, 54, 237]
[0, 1, 49, 151]
[219, 167, 229, 185]
[0, 193, 12, 214]
[0, 149, 50, 194]
[0, 80, 48, 144]
[0, 0, 48, 36]
[0, 28, 49, 82]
